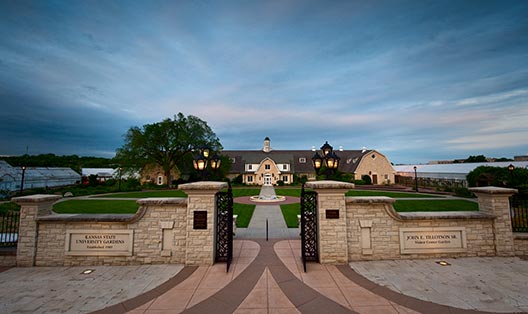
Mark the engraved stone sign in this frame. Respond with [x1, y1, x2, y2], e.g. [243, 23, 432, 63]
[65, 230, 133, 256]
[325, 209, 340, 219]
[400, 227, 467, 254]
[193, 211, 208, 229]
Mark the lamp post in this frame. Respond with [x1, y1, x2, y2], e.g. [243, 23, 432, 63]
[508, 164, 515, 187]
[118, 167, 123, 191]
[311, 141, 340, 179]
[193, 147, 221, 180]
[20, 166, 26, 194]
[413, 166, 418, 192]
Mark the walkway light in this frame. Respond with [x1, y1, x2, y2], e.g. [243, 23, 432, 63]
[210, 154, 221, 170]
[508, 164, 515, 187]
[312, 152, 323, 172]
[193, 147, 221, 180]
[413, 166, 419, 192]
[20, 166, 26, 194]
[321, 141, 333, 157]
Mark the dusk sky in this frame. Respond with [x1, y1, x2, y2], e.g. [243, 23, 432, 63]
[1, 0, 527, 164]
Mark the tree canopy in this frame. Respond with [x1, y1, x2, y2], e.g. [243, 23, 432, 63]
[115, 113, 222, 187]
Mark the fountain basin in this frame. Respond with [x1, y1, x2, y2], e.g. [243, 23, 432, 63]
[249, 195, 286, 203]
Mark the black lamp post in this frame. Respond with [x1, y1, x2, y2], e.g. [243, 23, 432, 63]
[118, 167, 123, 191]
[413, 166, 418, 192]
[312, 141, 340, 179]
[20, 166, 26, 194]
[508, 164, 515, 187]
[193, 148, 221, 180]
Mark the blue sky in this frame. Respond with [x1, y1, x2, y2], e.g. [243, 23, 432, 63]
[1, 0, 527, 164]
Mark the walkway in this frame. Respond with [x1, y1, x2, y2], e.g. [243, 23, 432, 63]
[236, 185, 299, 239]
[1, 239, 527, 313]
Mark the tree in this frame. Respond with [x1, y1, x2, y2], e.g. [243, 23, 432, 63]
[464, 155, 487, 163]
[116, 113, 222, 188]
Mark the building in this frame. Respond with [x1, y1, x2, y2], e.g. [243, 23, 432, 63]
[0, 160, 80, 192]
[222, 138, 395, 186]
[394, 161, 528, 187]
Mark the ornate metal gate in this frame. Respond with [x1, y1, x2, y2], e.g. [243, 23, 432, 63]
[300, 184, 318, 272]
[215, 184, 233, 272]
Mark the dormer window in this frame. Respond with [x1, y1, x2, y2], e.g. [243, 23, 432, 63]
[248, 165, 252, 170]
[265, 164, 271, 170]
[299, 157, 306, 163]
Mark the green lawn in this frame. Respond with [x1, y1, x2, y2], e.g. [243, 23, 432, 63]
[233, 203, 255, 227]
[232, 188, 261, 197]
[275, 188, 302, 197]
[393, 200, 478, 212]
[281, 203, 300, 228]
[346, 190, 442, 198]
[103, 190, 188, 198]
[53, 200, 139, 214]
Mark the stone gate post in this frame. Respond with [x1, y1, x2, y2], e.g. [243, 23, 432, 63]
[12, 194, 62, 267]
[305, 181, 354, 264]
[179, 181, 227, 266]
[469, 186, 517, 257]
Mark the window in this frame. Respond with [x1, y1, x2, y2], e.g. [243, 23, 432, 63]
[283, 164, 287, 170]
[248, 165, 252, 170]
[231, 158, 236, 163]
[282, 175, 288, 182]
[299, 157, 306, 163]
[384, 174, 389, 180]
[247, 175, 253, 182]
[265, 164, 271, 170]
[157, 176, 163, 185]
[371, 154, 376, 159]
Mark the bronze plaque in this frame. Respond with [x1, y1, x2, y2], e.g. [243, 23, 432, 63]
[193, 211, 208, 229]
[325, 209, 340, 219]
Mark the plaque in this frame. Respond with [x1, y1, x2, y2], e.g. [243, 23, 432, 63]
[400, 227, 467, 254]
[193, 211, 208, 229]
[65, 229, 133, 256]
[326, 209, 340, 219]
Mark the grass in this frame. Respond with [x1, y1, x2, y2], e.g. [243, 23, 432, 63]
[233, 203, 255, 228]
[53, 200, 139, 214]
[346, 190, 442, 198]
[281, 203, 300, 228]
[102, 190, 187, 198]
[393, 200, 478, 212]
[0, 202, 20, 213]
[232, 188, 261, 197]
[275, 188, 302, 197]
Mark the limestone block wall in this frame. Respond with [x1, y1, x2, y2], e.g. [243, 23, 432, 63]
[514, 234, 528, 256]
[346, 198, 496, 261]
[33, 198, 188, 266]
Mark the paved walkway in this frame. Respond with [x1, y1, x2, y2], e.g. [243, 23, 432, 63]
[1, 239, 527, 313]
[236, 185, 299, 239]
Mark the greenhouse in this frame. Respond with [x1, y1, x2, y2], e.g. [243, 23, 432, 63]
[0, 160, 80, 192]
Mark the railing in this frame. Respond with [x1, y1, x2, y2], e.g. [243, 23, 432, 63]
[0, 210, 19, 247]
[511, 196, 528, 232]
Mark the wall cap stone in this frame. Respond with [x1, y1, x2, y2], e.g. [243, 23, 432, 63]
[12, 194, 61, 204]
[469, 186, 518, 195]
[305, 180, 354, 190]
[37, 213, 134, 222]
[346, 196, 396, 204]
[136, 197, 188, 205]
[514, 233, 528, 240]
[178, 181, 228, 191]
[399, 211, 495, 220]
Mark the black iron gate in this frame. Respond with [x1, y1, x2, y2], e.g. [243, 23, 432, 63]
[511, 195, 528, 232]
[300, 184, 318, 272]
[215, 184, 233, 272]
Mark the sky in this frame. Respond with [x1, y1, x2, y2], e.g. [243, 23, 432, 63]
[1, 0, 527, 164]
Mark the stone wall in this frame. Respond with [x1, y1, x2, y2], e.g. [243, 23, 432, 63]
[307, 182, 520, 264]
[514, 234, 528, 257]
[12, 181, 227, 267]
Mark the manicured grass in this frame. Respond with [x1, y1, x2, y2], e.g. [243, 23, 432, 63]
[232, 188, 261, 197]
[393, 200, 478, 212]
[53, 200, 139, 214]
[103, 190, 187, 198]
[0, 202, 20, 213]
[281, 203, 300, 228]
[346, 190, 442, 198]
[233, 203, 255, 227]
[275, 188, 302, 197]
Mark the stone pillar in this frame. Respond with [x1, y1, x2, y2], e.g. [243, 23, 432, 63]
[179, 181, 227, 266]
[469, 186, 517, 257]
[12, 194, 61, 267]
[305, 180, 354, 264]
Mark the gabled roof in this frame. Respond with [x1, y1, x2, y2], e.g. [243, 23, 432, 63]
[222, 149, 372, 174]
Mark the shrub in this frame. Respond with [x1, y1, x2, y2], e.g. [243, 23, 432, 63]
[277, 180, 284, 186]
[354, 180, 366, 185]
[454, 187, 474, 198]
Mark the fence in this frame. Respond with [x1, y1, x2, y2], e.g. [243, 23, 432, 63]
[511, 196, 528, 232]
[395, 175, 467, 190]
[0, 210, 19, 247]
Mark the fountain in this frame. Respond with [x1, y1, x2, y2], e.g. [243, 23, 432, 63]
[249, 194, 286, 202]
